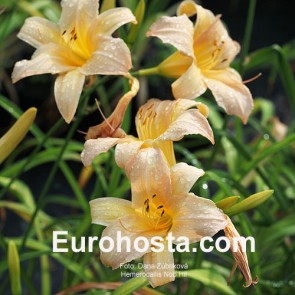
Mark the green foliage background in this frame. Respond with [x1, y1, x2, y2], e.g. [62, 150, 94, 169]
[0, 0, 294, 294]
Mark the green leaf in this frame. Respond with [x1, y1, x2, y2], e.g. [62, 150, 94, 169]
[127, 0, 145, 44]
[179, 269, 236, 295]
[8, 241, 22, 295]
[100, 0, 116, 13]
[225, 190, 274, 216]
[0, 176, 35, 208]
[0, 201, 32, 221]
[112, 276, 149, 295]
[259, 213, 295, 245]
[242, 133, 295, 175]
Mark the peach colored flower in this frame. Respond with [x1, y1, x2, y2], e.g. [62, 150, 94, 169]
[81, 98, 214, 168]
[147, 0, 253, 123]
[90, 148, 227, 287]
[12, 0, 136, 123]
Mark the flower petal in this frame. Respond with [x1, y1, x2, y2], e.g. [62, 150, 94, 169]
[194, 17, 240, 70]
[177, 1, 215, 36]
[147, 14, 194, 58]
[12, 44, 76, 83]
[84, 75, 139, 141]
[171, 163, 205, 195]
[157, 108, 214, 144]
[100, 215, 155, 269]
[172, 63, 207, 99]
[170, 193, 227, 243]
[80, 36, 132, 75]
[54, 69, 85, 123]
[205, 68, 254, 123]
[143, 241, 175, 287]
[81, 138, 122, 167]
[158, 51, 192, 78]
[129, 148, 172, 210]
[115, 141, 143, 172]
[90, 197, 133, 226]
[95, 7, 136, 35]
[173, 99, 209, 118]
[17, 16, 60, 48]
[59, 0, 99, 32]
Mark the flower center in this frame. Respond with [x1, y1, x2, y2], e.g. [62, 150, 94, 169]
[61, 26, 92, 65]
[136, 101, 176, 166]
[137, 103, 158, 141]
[141, 194, 172, 231]
[195, 38, 226, 71]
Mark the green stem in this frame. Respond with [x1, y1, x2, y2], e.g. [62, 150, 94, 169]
[275, 46, 295, 113]
[17, 1, 44, 17]
[112, 277, 149, 295]
[20, 81, 97, 250]
[35, 219, 50, 295]
[238, 215, 262, 295]
[205, 116, 230, 170]
[238, 0, 257, 75]
[0, 118, 64, 201]
[60, 162, 88, 211]
[132, 66, 160, 77]
[187, 251, 204, 295]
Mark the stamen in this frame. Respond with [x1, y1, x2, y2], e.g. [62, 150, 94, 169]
[77, 130, 87, 135]
[243, 73, 262, 84]
[227, 261, 238, 286]
[95, 99, 115, 132]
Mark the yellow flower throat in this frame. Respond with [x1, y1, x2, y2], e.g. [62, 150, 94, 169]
[61, 26, 92, 65]
[142, 194, 172, 232]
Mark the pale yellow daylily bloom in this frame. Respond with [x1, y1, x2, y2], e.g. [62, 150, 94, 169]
[12, 0, 136, 123]
[224, 216, 258, 288]
[147, 0, 253, 123]
[90, 148, 227, 287]
[81, 98, 214, 168]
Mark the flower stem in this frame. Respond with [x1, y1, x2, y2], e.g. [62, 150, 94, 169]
[17, 1, 44, 17]
[20, 78, 102, 250]
[132, 66, 160, 77]
[238, 0, 257, 75]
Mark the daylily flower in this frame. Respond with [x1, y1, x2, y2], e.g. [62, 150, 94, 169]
[147, 0, 253, 123]
[85, 74, 139, 140]
[12, 0, 136, 123]
[90, 148, 227, 287]
[81, 98, 214, 168]
[224, 216, 258, 287]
